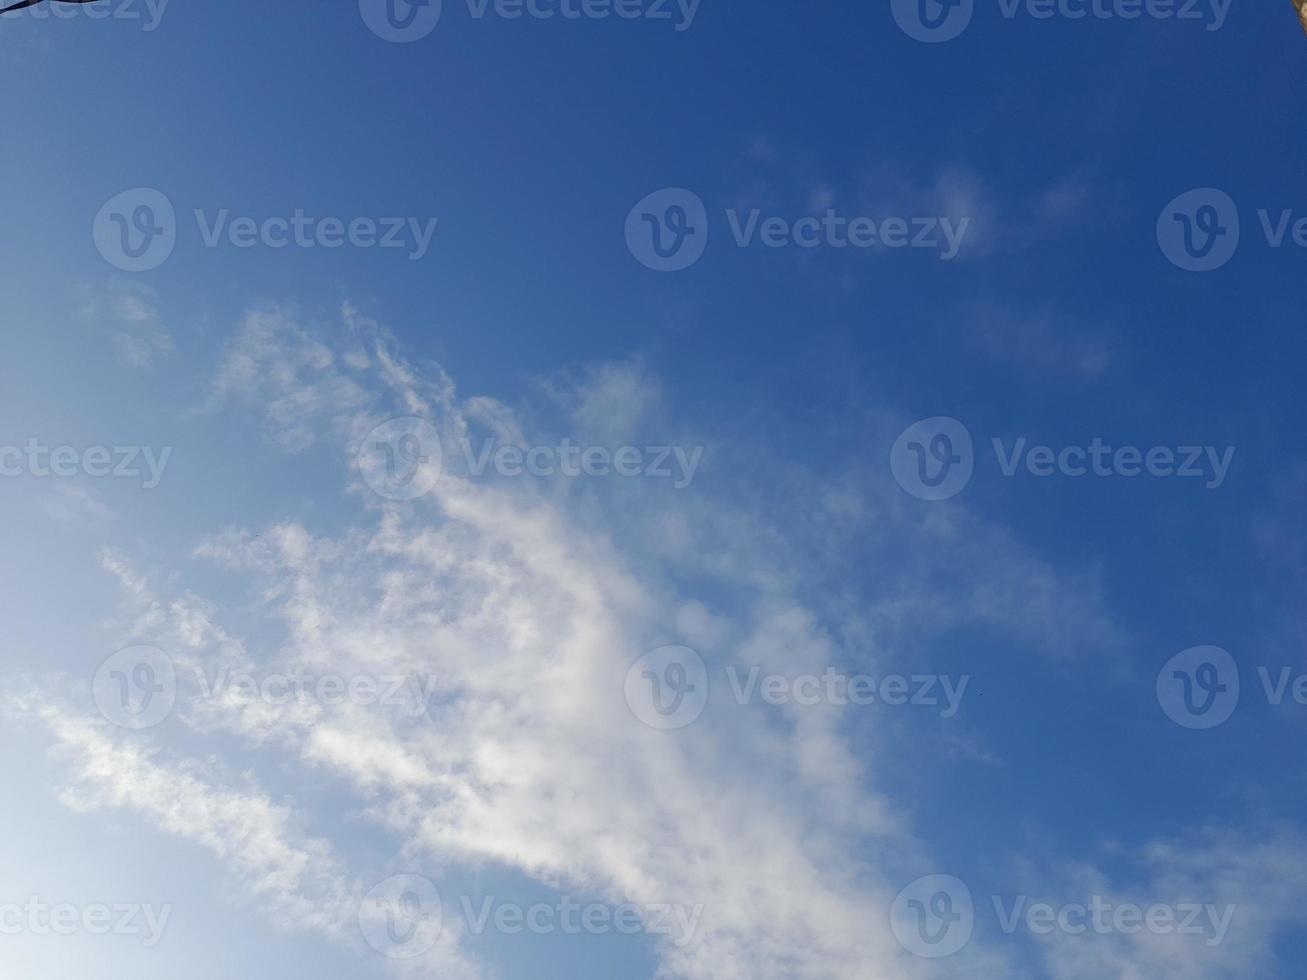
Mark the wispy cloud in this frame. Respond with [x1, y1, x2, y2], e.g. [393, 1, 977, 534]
[77, 281, 173, 368]
[38, 483, 118, 526]
[22, 304, 1289, 980]
[969, 304, 1115, 380]
[9, 690, 480, 979]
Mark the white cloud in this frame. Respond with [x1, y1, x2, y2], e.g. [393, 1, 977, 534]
[7, 690, 480, 979]
[1022, 829, 1307, 980]
[969, 305, 1114, 380]
[78, 281, 173, 368]
[23, 304, 1294, 980]
[38, 483, 118, 526]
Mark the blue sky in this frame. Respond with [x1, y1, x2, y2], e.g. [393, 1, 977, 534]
[2, 1, 1307, 978]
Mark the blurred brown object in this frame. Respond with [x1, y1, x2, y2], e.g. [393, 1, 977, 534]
[1297, 0, 1307, 35]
